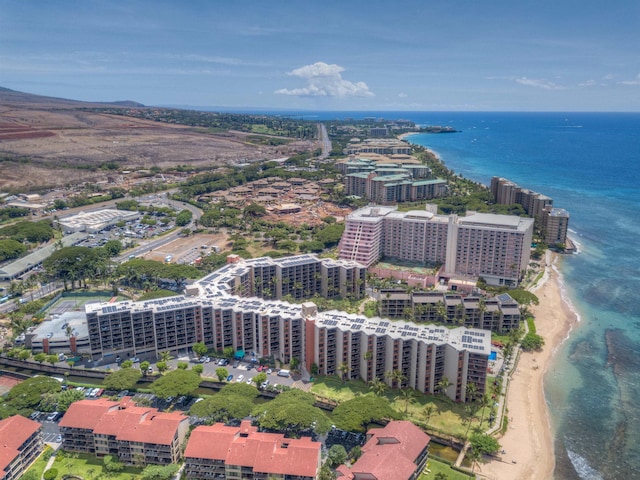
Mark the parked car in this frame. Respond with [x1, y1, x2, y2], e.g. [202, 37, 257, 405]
[237, 375, 244, 383]
[233, 360, 240, 368]
[131, 357, 140, 363]
[246, 378, 253, 385]
[226, 374, 234, 382]
[46, 412, 59, 422]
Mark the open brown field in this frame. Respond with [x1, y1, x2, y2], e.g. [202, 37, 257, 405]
[0, 89, 316, 190]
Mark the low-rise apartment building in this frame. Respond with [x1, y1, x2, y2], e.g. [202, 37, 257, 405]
[336, 421, 430, 480]
[58, 397, 189, 465]
[184, 420, 321, 479]
[0, 415, 42, 480]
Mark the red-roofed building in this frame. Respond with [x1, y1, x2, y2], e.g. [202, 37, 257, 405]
[336, 421, 430, 480]
[0, 415, 43, 480]
[59, 398, 189, 465]
[184, 420, 321, 480]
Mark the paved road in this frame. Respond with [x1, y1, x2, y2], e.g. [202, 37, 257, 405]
[318, 123, 332, 159]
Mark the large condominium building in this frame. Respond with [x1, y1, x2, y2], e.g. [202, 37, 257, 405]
[491, 176, 570, 246]
[59, 397, 189, 465]
[344, 139, 412, 155]
[306, 306, 490, 403]
[86, 255, 365, 365]
[339, 206, 535, 286]
[0, 416, 42, 480]
[184, 420, 321, 480]
[85, 254, 489, 402]
[378, 290, 521, 333]
[541, 207, 570, 246]
[339, 159, 447, 204]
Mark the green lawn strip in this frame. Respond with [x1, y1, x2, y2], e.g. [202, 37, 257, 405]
[53, 452, 145, 479]
[419, 457, 475, 480]
[310, 376, 490, 439]
[24, 446, 54, 479]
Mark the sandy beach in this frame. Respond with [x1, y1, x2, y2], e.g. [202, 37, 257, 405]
[478, 255, 578, 480]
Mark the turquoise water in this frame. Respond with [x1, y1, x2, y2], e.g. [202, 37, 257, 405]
[402, 112, 640, 480]
[264, 110, 640, 478]
[489, 351, 497, 361]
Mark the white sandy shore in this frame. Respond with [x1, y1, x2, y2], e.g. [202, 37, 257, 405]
[478, 255, 577, 480]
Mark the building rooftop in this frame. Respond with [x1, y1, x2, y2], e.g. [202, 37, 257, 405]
[346, 421, 431, 480]
[60, 398, 187, 445]
[185, 420, 320, 478]
[0, 415, 41, 478]
[0, 232, 87, 280]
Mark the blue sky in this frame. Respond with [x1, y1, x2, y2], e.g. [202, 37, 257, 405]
[1, 0, 639, 111]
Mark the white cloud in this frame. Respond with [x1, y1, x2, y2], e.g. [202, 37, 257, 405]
[578, 80, 597, 87]
[620, 74, 640, 85]
[275, 62, 374, 97]
[398, 92, 408, 98]
[515, 77, 564, 90]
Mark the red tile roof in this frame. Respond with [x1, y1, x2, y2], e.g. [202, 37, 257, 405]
[0, 415, 41, 477]
[60, 398, 187, 446]
[347, 421, 431, 480]
[185, 421, 320, 478]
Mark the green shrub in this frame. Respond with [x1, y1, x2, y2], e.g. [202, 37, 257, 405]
[43, 467, 58, 480]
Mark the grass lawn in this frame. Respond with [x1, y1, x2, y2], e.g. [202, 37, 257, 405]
[419, 457, 475, 480]
[24, 446, 54, 479]
[311, 376, 491, 439]
[51, 452, 145, 479]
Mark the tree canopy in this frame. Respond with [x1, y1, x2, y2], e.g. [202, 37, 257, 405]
[102, 368, 142, 391]
[190, 383, 258, 422]
[252, 389, 331, 435]
[149, 369, 201, 399]
[0, 376, 61, 418]
[331, 394, 399, 432]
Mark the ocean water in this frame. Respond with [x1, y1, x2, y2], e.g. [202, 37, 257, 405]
[298, 111, 640, 479]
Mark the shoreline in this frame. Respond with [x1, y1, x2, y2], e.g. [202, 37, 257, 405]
[478, 253, 578, 480]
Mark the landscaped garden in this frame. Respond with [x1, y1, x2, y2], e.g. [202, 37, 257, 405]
[311, 375, 493, 439]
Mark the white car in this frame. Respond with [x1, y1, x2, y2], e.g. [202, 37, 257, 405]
[246, 377, 253, 385]
[236, 375, 244, 383]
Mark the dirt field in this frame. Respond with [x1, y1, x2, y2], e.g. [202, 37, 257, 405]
[143, 232, 229, 264]
[0, 89, 317, 190]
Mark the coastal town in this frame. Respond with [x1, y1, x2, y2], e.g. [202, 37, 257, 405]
[0, 90, 576, 480]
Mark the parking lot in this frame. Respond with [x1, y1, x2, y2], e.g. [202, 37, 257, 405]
[170, 355, 297, 389]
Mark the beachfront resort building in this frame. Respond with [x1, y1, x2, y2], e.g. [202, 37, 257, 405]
[338, 205, 535, 287]
[84, 254, 490, 402]
[184, 420, 321, 480]
[490, 176, 570, 246]
[0, 415, 43, 480]
[59, 397, 189, 465]
[339, 158, 447, 204]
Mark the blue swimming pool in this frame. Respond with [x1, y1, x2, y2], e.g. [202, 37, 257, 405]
[489, 351, 497, 361]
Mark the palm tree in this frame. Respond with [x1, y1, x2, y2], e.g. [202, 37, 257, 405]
[477, 393, 492, 428]
[422, 403, 438, 426]
[368, 377, 387, 396]
[466, 382, 478, 403]
[397, 388, 416, 414]
[385, 369, 406, 390]
[159, 351, 172, 362]
[338, 361, 349, 383]
[436, 376, 451, 397]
